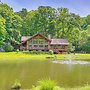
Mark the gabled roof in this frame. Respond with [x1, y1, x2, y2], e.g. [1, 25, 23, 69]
[27, 33, 51, 41]
[21, 33, 51, 44]
[50, 39, 69, 45]
[21, 36, 31, 41]
[21, 34, 69, 45]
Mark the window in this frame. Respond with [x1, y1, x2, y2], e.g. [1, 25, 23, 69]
[44, 41, 48, 44]
[54, 45, 58, 49]
[38, 39, 43, 44]
[33, 39, 38, 44]
[38, 39, 48, 44]
[29, 45, 32, 48]
[45, 45, 48, 49]
[61, 45, 65, 49]
[39, 45, 43, 47]
[34, 45, 38, 47]
[29, 40, 32, 44]
[45, 45, 48, 47]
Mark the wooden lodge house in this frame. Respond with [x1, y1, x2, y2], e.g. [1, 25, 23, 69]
[20, 33, 69, 54]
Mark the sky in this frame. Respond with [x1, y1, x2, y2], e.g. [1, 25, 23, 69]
[1, 0, 90, 17]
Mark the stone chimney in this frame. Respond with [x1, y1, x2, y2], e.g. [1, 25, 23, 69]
[48, 35, 51, 40]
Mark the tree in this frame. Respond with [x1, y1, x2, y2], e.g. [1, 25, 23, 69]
[0, 4, 22, 50]
[0, 15, 6, 47]
[16, 8, 28, 19]
[0, 3, 90, 53]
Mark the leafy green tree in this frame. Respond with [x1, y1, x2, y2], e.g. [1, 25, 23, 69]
[5, 44, 14, 52]
[0, 3, 90, 53]
[0, 15, 6, 47]
[16, 8, 28, 19]
[0, 4, 22, 49]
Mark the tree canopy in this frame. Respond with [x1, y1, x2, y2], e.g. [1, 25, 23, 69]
[0, 4, 90, 53]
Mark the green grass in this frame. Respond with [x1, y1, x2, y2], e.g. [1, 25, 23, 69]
[32, 79, 64, 90]
[79, 86, 90, 90]
[22, 86, 90, 90]
[31, 79, 90, 90]
[38, 79, 57, 90]
[54, 53, 90, 61]
[0, 52, 90, 62]
[32, 86, 64, 90]
[32, 87, 90, 90]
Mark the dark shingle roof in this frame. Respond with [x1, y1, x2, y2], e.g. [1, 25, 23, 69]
[50, 39, 69, 45]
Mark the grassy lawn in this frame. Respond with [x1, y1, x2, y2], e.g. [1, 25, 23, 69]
[0, 52, 90, 62]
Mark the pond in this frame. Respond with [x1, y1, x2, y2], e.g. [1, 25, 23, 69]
[0, 59, 90, 90]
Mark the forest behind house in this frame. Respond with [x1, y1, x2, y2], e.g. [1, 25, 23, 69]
[0, 4, 90, 53]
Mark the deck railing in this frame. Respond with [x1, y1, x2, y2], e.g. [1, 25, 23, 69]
[30, 47, 49, 50]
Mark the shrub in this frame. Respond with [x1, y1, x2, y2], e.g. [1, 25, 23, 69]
[5, 44, 14, 52]
[38, 79, 57, 90]
[49, 50, 54, 55]
[11, 80, 21, 90]
[16, 49, 19, 53]
[31, 79, 63, 90]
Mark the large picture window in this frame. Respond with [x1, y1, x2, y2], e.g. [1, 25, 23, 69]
[33, 39, 38, 44]
[30, 39, 48, 45]
[38, 39, 43, 44]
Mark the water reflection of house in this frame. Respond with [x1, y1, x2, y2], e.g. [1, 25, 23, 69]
[20, 33, 69, 54]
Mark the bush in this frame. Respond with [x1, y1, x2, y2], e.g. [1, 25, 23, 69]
[11, 80, 21, 90]
[32, 79, 62, 90]
[38, 79, 57, 90]
[49, 50, 53, 55]
[5, 44, 14, 52]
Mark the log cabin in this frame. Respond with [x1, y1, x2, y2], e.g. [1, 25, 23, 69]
[20, 33, 69, 54]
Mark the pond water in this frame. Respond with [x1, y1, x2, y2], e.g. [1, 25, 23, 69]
[0, 60, 90, 90]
